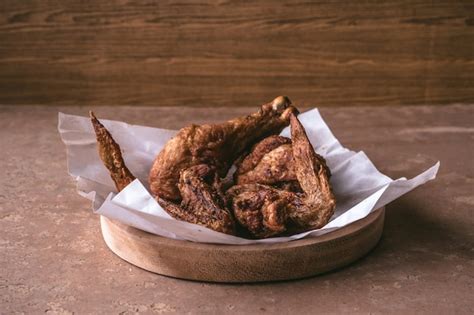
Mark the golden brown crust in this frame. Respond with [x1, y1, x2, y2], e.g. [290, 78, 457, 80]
[89, 111, 135, 192]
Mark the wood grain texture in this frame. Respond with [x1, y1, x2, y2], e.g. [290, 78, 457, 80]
[0, 1, 473, 107]
[100, 208, 385, 282]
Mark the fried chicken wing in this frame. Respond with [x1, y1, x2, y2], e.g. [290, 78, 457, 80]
[158, 164, 235, 235]
[90, 111, 135, 191]
[178, 164, 235, 234]
[288, 113, 336, 228]
[234, 135, 297, 187]
[227, 114, 336, 238]
[149, 96, 298, 201]
[227, 184, 291, 238]
[234, 135, 330, 189]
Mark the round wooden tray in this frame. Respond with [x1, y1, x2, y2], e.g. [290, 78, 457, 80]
[100, 208, 384, 283]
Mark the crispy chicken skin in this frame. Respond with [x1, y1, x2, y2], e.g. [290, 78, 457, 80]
[90, 113, 236, 235]
[149, 96, 298, 201]
[159, 164, 235, 235]
[227, 184, 292, 238]
[227, 114, 336, 238]
[90, 111, 135, 192]
[234, 135, 296, 186]
[178, 164, 235, 234]
[287, 114, 336, 229]
[235, 135, 331, 189]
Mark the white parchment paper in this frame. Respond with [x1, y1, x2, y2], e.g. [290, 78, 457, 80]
[58, 109, 439, 245]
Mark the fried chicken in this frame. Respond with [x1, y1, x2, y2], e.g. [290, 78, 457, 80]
[159, 164, 235, 235]
[234, 135, 299, 190]
[287, 113, 336, 228]
[226, 184, 292, 238]
[234, 134, 331, 189]
[90, 113, 236, 235]
[90, 98, 336, 239]
[90, 111, 135, 191]
[149, 96, 298, 201]
[227, 114, 336, 238]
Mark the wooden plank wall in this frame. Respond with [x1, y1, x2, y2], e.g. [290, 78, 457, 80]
[0, 1, 473, 107]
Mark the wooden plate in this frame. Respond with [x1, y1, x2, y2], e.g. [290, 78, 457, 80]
[100, 208, 384, 283]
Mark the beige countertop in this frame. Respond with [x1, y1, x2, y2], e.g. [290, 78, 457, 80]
[1, 105, 473, 314]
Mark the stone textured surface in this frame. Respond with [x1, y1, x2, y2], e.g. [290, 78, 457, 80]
[0, 104, 473, 314]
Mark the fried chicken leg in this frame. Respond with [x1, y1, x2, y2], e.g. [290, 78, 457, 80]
[90, 113, 236, 235]
[149, 96, 298, 201]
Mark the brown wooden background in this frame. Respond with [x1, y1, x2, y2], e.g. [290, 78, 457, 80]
[0, 0, 473, 107]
